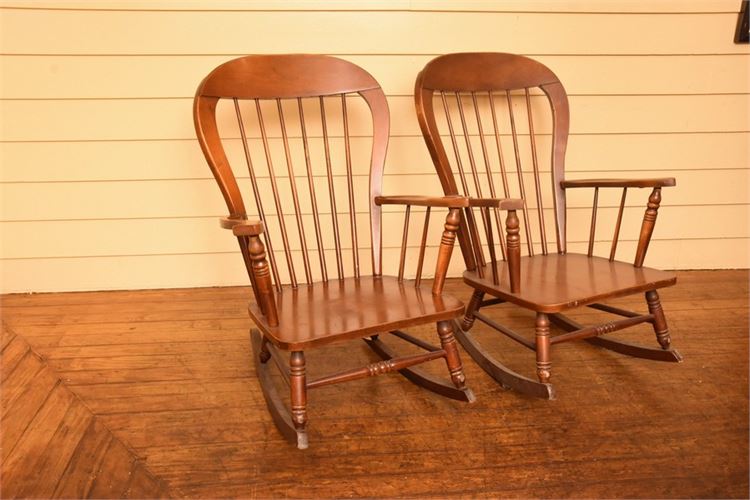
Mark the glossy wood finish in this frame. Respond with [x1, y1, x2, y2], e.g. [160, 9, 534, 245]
[247, 276, 463, 350]
[561, 178, 676, 188]
[194, 55, 470, 448]
[464, 254, 677, 314]
[1, 271, 747, 498]
[415, 53, 681, 398]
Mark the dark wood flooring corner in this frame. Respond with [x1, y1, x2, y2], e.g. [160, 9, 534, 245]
[0, 324, 176, 499]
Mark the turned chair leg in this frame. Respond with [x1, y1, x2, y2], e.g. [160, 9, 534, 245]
[461, 290, 484, 331]
[535, 313, 551, 384]
[289, 351, 308, 449]
[646, 290, 672, 350]
[437, 320, 467, 389]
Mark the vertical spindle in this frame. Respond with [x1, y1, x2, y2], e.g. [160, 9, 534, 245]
[484, 207, 499, 285]
[319, 97, 344, 279]
[506, 90, 534, 256]
[610, 188, 627, 261]
[256, 99, 297, 287]
[588, 187, 599, 257]
[341, 94, 359, 278]
[456, 92, 492, 257]
[525, 88, 547, 255]
[414, 207, 431, 287]
[277, 98, 312, 284]
[488, 92, 510, 197]
[440, 92, 471, 195]
[297, 98, 328, 281]
[465, 207, 486, 271]
[234, 99, 281, 291]
[398, 205, 411, 282]
[472, 91, 507, 261]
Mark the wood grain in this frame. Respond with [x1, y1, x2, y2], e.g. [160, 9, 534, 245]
[0, 325, 175, 499]
[0, 271, 747, 497]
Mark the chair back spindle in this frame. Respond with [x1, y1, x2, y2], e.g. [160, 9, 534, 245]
[609, 188, 628, 261]
[194, 55, 392, 295]
[415, 53, 571, 270]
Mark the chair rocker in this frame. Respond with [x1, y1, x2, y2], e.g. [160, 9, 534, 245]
[194, 55, 477, 449]
[414, 53, 682, 400]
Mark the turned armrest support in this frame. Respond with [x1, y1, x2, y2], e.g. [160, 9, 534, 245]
[561, 178, 676, 189]
[634, 187, 664, 268]
[460, 199, 523, 293]
[432, 207, 462, 295]
[504, 210, 522, 293]
[221, 216, 278, 326]
[374, 195, 469, 208]
[246, 235, 279, 327]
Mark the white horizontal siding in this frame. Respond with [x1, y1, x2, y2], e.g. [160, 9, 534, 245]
[1, 1, 748, 292]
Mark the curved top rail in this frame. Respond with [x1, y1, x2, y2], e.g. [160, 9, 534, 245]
[418, 52, 560, 92]
[196, 54, 381, 99]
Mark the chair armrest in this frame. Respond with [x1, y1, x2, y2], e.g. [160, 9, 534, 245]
[560, 179, 672, 267]
[374, 195, 470, 208]
[467, 197, 525, 210]
[219, 216, 265, 237]
[561, 178, 676, 189]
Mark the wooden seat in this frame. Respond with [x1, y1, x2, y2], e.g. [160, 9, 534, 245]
[249, 276, 464, 349]
[194, 54, 474, 449]
[415, 53, 683, 399]
[464, 254, 676, 313]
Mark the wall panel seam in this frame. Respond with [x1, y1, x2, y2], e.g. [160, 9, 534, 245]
[3, 236, 748, 261]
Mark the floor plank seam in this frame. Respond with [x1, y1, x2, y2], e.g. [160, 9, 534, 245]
[1, 320, 185, 499]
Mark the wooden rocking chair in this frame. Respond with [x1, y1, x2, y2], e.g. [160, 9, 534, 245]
[414, 53, 682, 400]
[194, 55, 486, 449]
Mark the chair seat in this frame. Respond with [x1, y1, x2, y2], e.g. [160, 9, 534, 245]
[464, 253, 677, 313]
[248, 276, 465, 350]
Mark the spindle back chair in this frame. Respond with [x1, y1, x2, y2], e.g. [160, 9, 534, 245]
[415, 53, 682, 399]
[194, 54, 479, 449]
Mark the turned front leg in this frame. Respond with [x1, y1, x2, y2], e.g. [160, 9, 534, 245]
[535, 313, 551, 384]
[289, 351, 308, 449]
[646, 290, 672, 349]
[437, 320, 467, 389]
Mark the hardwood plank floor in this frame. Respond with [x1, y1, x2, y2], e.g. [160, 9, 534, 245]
[1, 271, 747, 498]
[0, 326, 174, 498]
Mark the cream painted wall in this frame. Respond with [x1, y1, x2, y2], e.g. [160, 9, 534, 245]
[1, 0, 748, 293]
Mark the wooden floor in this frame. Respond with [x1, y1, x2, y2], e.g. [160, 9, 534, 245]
[1, 271, 747, 498]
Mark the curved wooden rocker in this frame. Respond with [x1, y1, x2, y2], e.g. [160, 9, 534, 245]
[452, 319, 555, 399]
[195, 55, 476, 449]
[414, 53, 683, 399]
